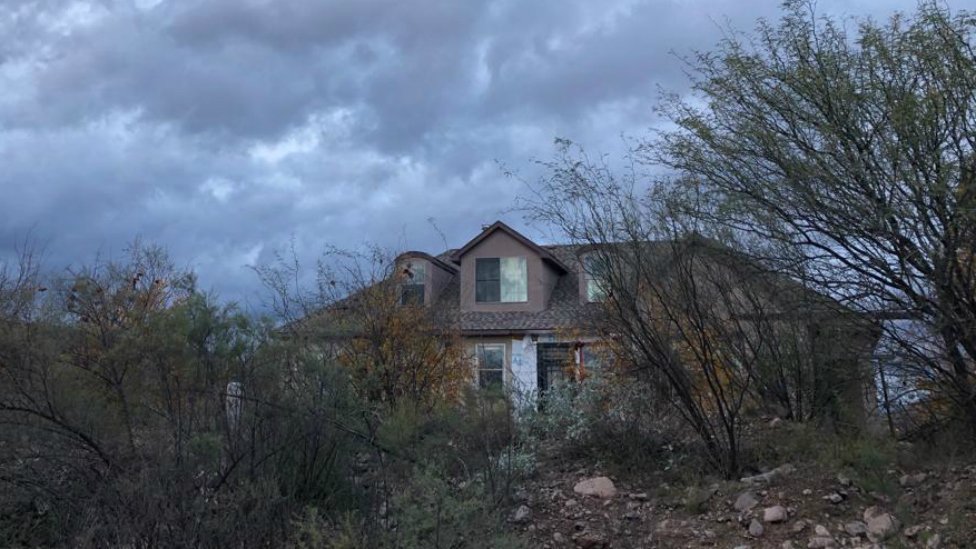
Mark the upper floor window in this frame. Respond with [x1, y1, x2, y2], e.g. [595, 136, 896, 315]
[400, 260, 426, 305]
[475, 257, 527, 303]
[583, 253, 608, 302]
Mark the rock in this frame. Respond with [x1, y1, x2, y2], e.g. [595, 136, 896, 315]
[740, 463, 796, 484]
[899, 472, 927, 487]
[733, 545, 750, 549]
[683, 485, 717, 512]
[573, 477, 617, 499]
[748, 518, 764, 537]
[553, 532, 567, 544]
[904, 525, 923, 538]
[802, 488, 813, 495]
[814, 525, 830, 537]
[629, 492, 648, 501]
[734, 491, 760, 512]
[844, 521, 867, 537]
[511, 505, 532, 524]
[782, 542, 796, 549]
[806, 537, 836, 548]
[769, 417, 783, 427]
[862, 506, 883, 522]
[565, 499, 579, 508]
[763, 505, 788, 523]
[836, 474, 852, 487]
[791, 519, 808, 533]
[865, 512, 899, 541]
[926, 533, 942, 548]
[823, 492, 845, 504]
[575, 531, 607, 549]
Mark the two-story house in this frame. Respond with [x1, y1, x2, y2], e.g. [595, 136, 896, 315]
[393, 220, 882, 428]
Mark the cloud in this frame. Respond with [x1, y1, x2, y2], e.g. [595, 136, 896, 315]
[0, 0, 926, 307]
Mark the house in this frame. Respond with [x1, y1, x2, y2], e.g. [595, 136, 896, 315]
[393, 220, 882, 428]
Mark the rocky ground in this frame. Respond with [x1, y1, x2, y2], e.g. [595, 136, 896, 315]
[506, 451, 976, 548]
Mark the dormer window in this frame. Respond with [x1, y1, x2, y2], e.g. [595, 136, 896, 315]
[400, 260, 426, 305]
[583, 253, 608, 302]
[475, 257, 527, 303]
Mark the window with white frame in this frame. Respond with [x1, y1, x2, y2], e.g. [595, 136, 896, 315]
[475, 343, 505, 389]
[400, 260, 426, 305]
[475, 257, 527, 303]
[583, 253, 608, 302]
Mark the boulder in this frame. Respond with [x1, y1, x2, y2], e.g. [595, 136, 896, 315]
[806, 537, 836, 548]
[740, 464, 796, 484]
[865, 510, 899, 541]
[763, 505, 788, 523]
[899, 472, 927, 487]
[903, 525, 923, 538]
[748, 518, 765, 537]
[814, 525, 830, 537]
[734, 491, 760, 512]
[575, 531, 607, 549]
[573, 477, 617, 499]
[862, 506, 883, 522]
[511, 505, 532, 524]
[822, 492, 845, 504]
[844, 521, 867, 537]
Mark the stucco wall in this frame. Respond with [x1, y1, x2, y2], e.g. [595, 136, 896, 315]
[458, 230, 560, 312]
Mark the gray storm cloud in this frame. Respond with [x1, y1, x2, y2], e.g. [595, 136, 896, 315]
[0, 0, 922, 306]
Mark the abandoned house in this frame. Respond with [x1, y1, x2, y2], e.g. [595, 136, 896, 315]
[297, 220, 881, 429]
[389, 221, 880, 424]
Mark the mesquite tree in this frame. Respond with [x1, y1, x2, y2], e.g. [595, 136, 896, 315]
[650, 1, 976, 436]
[523, 143, 869, 477]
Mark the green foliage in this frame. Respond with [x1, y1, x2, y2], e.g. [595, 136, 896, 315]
[519, 375, 684, 473]
[829, 437, 899, 496]
[392, 465, 526, 549]
[0, 245, 370, 547]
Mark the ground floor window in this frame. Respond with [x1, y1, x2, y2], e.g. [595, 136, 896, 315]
[580, 344, 605, 377]
[475, 343, 505, 389]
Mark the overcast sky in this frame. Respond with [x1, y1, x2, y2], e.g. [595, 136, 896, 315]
[0, 0, 925, 307]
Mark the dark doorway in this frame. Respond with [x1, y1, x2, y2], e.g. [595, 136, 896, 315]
[536, 342, 575, 392]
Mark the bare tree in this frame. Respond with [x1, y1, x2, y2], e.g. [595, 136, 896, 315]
[523, 143, 870, 476]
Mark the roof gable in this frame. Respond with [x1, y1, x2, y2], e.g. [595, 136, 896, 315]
[396, 251, 458, 274]
[450, 220, 569, 274]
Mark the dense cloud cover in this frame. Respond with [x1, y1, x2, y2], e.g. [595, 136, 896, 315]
[0, 0, 919, 306]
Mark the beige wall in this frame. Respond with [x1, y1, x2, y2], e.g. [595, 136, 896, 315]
[398, 255, 455, 306]
[458, 230, 560, 312]
[428, 261, 454, 305]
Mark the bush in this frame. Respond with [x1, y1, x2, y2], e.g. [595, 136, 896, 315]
[391, 465, 526, 549]
[519, 374, 687, 473]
